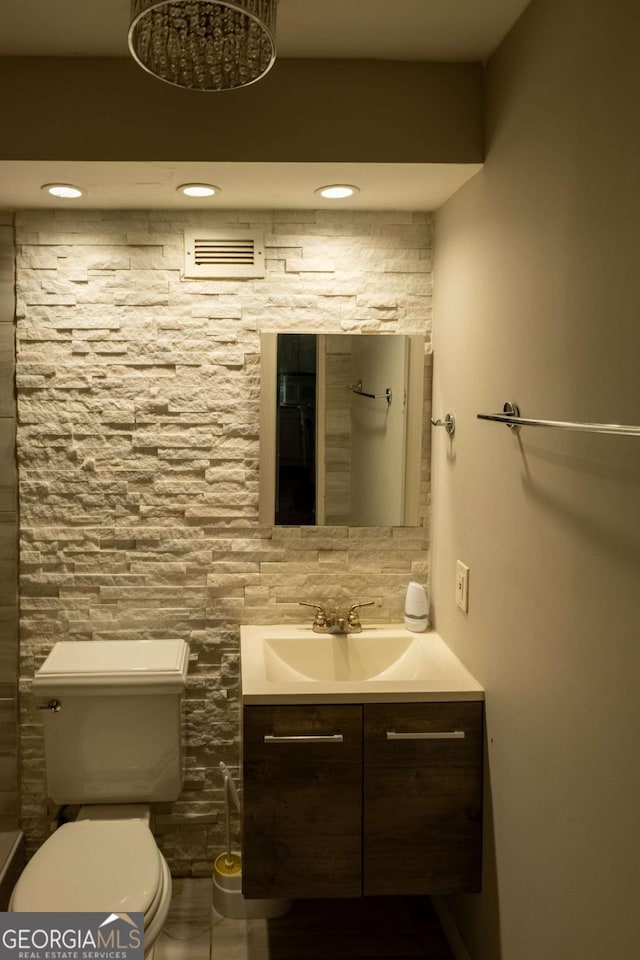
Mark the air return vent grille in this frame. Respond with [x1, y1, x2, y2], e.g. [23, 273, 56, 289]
[183, 229, 265, 279]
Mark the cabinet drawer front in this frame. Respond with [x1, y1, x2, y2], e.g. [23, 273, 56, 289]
[363, 702, 483, 896]
[243, 705, 362, 899]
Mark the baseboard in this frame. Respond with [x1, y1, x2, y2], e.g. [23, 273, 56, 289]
[433, 895, 473, 960]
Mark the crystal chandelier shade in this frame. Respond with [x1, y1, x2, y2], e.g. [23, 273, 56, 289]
[128, 0, 278, 92]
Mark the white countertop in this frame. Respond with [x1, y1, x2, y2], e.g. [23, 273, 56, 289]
[240, 623, 484, 704]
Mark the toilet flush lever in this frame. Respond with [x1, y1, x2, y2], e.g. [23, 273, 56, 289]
[38, 699, 61, 713]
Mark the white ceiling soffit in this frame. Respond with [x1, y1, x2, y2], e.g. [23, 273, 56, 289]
[0, 161, 483, 212]
[0, 0, 532, 61]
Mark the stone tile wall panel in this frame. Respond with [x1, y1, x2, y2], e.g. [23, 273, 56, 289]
[16, 209, 432, 871]
[0, 217, 18, 830]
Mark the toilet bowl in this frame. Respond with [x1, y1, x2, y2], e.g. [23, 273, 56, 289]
[10, 807, 171, 958]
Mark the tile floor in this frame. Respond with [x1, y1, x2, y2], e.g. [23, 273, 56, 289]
[155, 879, 455, 960]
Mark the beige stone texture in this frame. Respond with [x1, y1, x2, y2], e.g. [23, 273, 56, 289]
[15, 209, 432, 869]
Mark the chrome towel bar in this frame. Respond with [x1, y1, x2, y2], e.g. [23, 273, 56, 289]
[348, 380, 392, 405]
[477, 401, 640, 437]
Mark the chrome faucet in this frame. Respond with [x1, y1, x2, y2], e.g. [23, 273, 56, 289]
[299, 600, 375, 634]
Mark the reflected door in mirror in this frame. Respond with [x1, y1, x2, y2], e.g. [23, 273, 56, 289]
[275, 334, 317, 524]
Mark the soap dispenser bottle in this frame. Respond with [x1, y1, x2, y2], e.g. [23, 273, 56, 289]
[404, 581, 429, 632]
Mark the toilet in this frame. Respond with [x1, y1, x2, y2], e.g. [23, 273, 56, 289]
[10, 639, 189, 958]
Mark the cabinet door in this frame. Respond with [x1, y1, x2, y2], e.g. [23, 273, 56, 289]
[242, 704, 363, 898]
[363, 701, 483, 895]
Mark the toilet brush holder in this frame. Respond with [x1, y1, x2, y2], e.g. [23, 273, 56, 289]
[212, 851, 291, 920]
[213, 762, 290, 920]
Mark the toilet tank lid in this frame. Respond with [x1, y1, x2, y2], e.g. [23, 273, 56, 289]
[33, 639, 189, 695]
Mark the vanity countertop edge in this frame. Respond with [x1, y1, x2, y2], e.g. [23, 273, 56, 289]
[240, 624, 484, 705]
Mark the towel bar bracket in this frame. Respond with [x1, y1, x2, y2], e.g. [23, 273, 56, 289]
[430, 413, 456, 436]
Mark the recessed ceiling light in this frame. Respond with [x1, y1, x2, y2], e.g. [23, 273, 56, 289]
[177, 183, 220, 198]
[315, 184, 360, 200]
[41, 183, 85, 199]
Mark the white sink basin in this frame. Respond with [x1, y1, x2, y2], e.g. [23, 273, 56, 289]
[240, 624, 484, 704]
[263, 633, 421, 683]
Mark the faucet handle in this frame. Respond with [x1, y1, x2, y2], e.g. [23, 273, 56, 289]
[347, 599, 375, 628]
[299, 601, 328, 628]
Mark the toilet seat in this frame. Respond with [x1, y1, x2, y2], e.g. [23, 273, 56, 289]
[10, 819, 165, 916]
[142, 854, 172, 951]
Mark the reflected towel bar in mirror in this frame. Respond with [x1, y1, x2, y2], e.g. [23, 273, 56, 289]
[348, 380, 392, 405]
[478, 401, 640, 436]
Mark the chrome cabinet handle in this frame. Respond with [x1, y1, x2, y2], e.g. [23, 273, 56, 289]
[264, 733, 344, 744]
[386, 730, 465, 740]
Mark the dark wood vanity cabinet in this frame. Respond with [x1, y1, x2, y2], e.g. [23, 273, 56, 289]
[242, 704, 363, 899]
[363, 701, 483, 895]
[242, 701, 483, 899]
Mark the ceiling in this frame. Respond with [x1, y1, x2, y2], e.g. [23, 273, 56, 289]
[1, 0, 530, 61]
[0, 0, 530, 211]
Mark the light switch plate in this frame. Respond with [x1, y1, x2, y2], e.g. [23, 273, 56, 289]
[456, 560, 469, 613]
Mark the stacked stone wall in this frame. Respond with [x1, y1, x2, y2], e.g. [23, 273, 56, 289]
[15, 208, 432, 874]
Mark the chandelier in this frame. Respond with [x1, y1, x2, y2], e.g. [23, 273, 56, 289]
[128, 0, 278, 92]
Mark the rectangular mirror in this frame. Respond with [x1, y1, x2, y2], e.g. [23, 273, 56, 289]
[259, 333, 425, 526]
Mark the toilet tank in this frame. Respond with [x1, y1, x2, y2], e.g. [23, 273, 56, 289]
[33, 640, 189, 805]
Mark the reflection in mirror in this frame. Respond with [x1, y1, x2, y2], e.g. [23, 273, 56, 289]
[275, 334, 317, 524]
[259, 333, 424, 526]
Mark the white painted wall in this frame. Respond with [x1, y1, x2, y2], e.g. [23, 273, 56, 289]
[432, 0, 640, 957]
